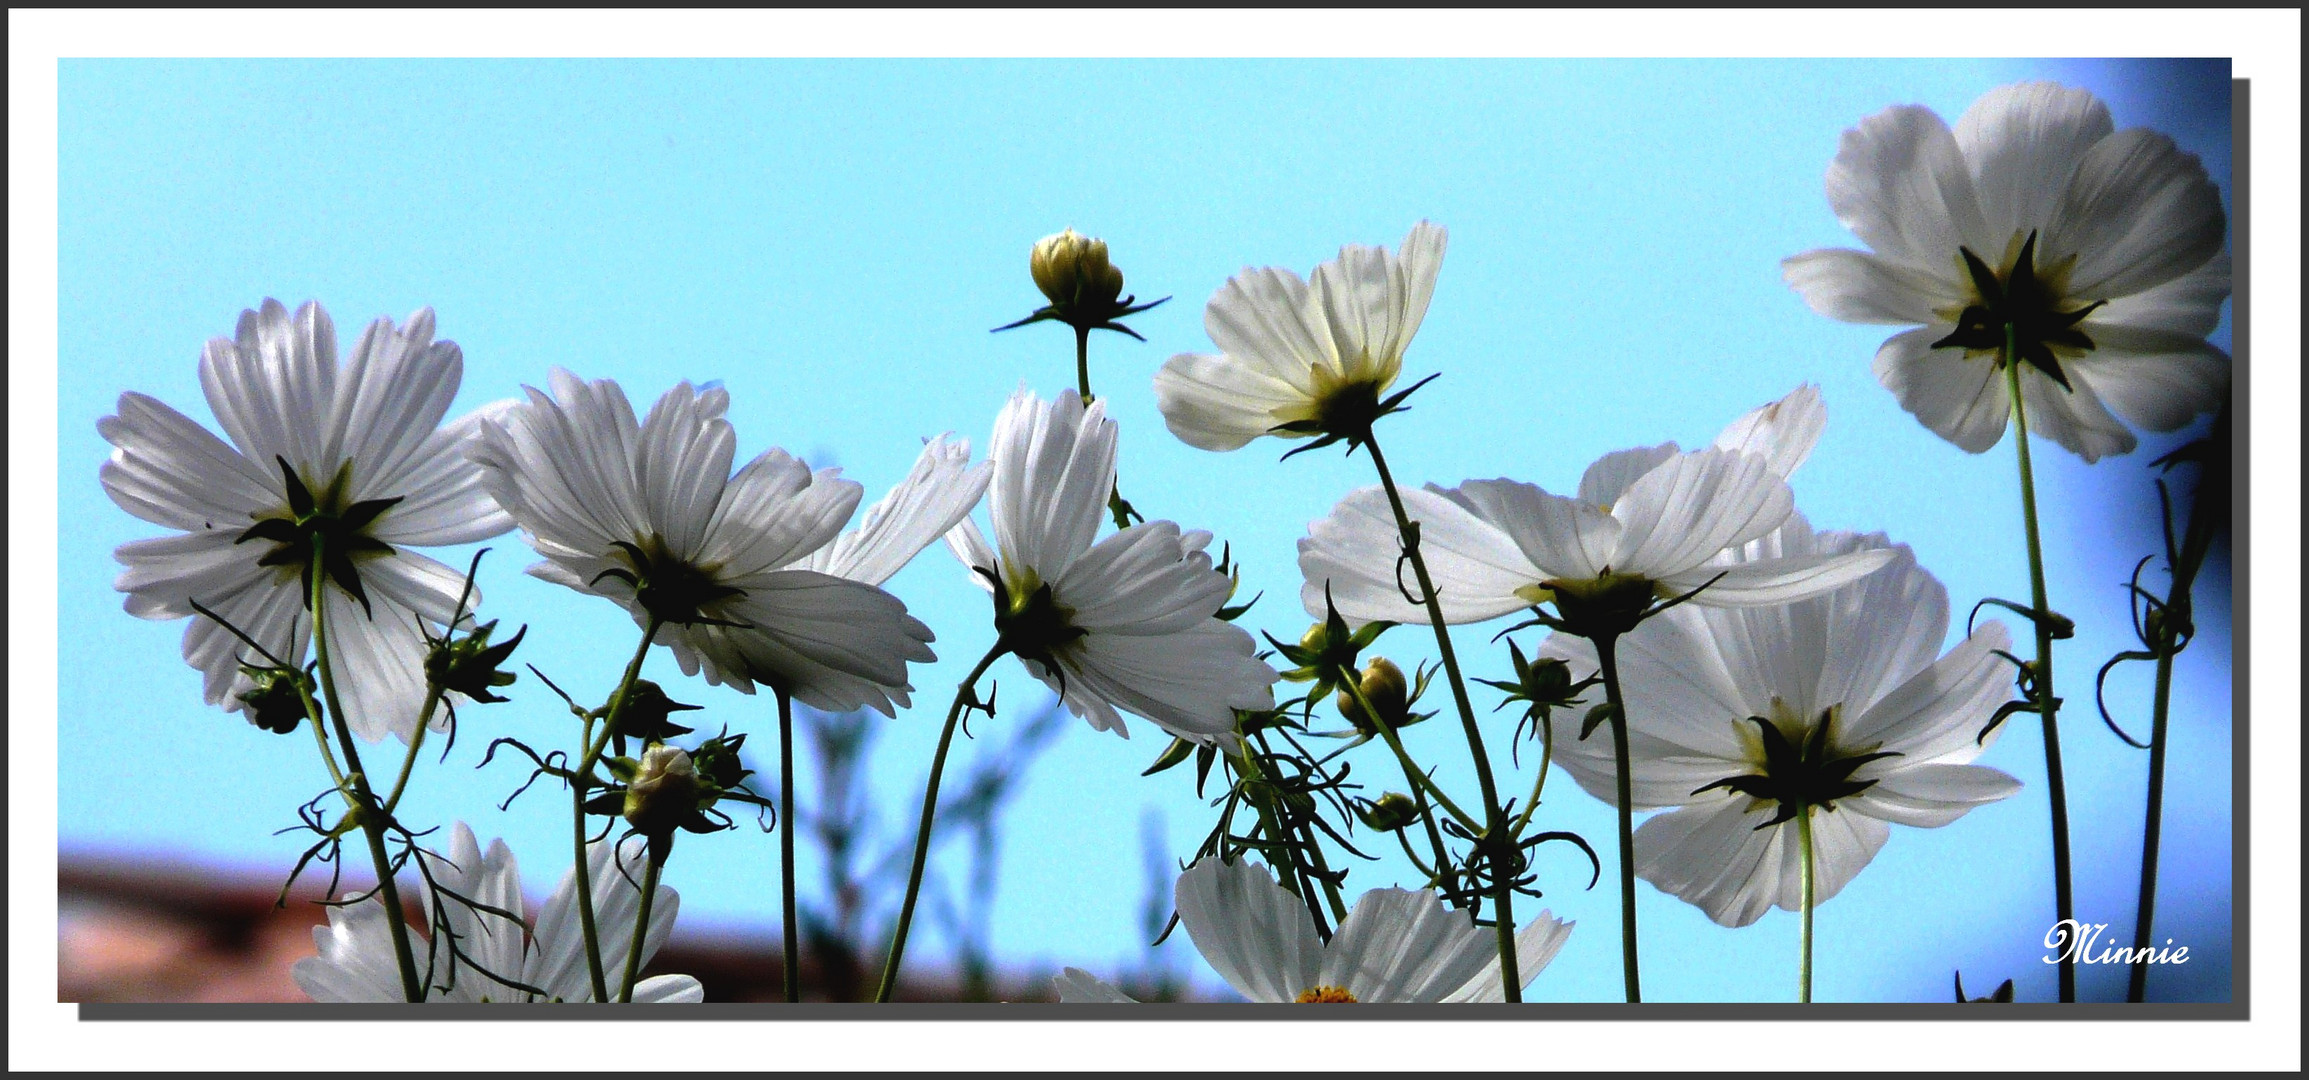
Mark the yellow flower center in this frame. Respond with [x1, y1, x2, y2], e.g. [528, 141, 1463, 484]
[1294, 985, 1358, 1003]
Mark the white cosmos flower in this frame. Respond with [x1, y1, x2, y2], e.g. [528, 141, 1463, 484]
[1783, 81, 2229, 463]
[292, 823, 701, 1002]
[99, 299, 513, 743]
[1298, 385, 1895, 627]
[945, 387, 1278, 742]
[1538, 518, 2022, 927]
[470, 371, 940, 716]
[1154, 221, 1445, 452]
[1053, 857, 1573, 1003]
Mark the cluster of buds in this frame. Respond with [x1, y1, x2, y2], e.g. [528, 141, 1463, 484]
[995, 228, 1168, 340]
[589, 728, 756, 865]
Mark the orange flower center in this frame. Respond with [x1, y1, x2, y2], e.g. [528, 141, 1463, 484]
[1294, 985, 1358, 1003]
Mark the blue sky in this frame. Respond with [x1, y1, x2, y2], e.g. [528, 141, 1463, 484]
[53, 57, 2235, 1005]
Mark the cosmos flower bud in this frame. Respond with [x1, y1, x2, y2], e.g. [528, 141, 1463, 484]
[1363, 792, 1419, 832]
[1336, 657, 1410, 733]
[1030, 228, 1125, 311]
[236, 666, 309, 735]
[424, 619, 524, 704]
[1518, 655, 1575, 705]
[623, 744, 702, 838]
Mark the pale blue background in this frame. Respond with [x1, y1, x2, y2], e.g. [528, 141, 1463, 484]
[57, 58, 2234, 1003]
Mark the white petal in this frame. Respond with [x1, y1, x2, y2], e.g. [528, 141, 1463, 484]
[1824, 104, 1991, 279]
[1780, 248, 1953, 326]
[122, 539, 307, 710]
[1449, 479, 1622, 585]
[1440, 912, 1575, 1003]
[1654, 546, 1900, 609]
[291, 896, 408, 1002]
[2092, 254, 2231, 338]
[1298, 484, 1541, 626]
[697, 448, 860, 577]
[2064, 324, 2229, 434]
[1953, 82, 2115, 249]
[418, 824, 527, 1002]
[802, 435, 991, 586]
[1610, 449, 1791, 579]
[1319, 887, 1493, 1003]
[97, 392, 277, 532]
[1053, 968, 1141, 1003]
[470, 373, 649, 571]
[2052, 128, 2227, 300]
[1712, 384, 1826, 479]
[1202, 266, 1333, 394]
[1852, 764, 2023, 827]
[2011, 361, 2137, 462]
[684, 569, 934, 716]
[1805, 808, 1893, 908]
[1174, 858, 1319, 1003]
[531, 835, 680, 1002]
[1058, 618, 1277, 741]
[1152, 350, 1317, 452]
[1633, 794, 1788, 928]
[1306, 219, 1446, 387]
[1804, 536, 1952, 721]
[630, 974, 706, 1003]
[634, 382, 738, 559]
[945, 517, 999, 584]
[326, 310, 467, 508]
[371, 411, 514, 546]
[1840, 621, 2014, 763]
[318, 583, 439, 743]
[1062, 521, 1232, 636]
[1539, 619, 1760, 810]
[1575, 444, 1678, 508]
[202, 299, 338, 479]
[1871, 326, 2010, 454]
[989, 387, 1114, 583]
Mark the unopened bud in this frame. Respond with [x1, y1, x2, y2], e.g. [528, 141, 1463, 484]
[1520, 656, 1575, 704]
[1365, 792, 1419, 831]
[1336, 657, 1410, 733]
[237, 668, 308, 735]
[1030, 228, 1125, 311]
[623, 744, 701, 837]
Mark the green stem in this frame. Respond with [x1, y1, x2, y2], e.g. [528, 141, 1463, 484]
[875, 641, 1007, 1003]
[570, 616, 663, 1003]
[306, 538, 423, 1003]
[2003, 326, 2075, 1003]
[1594, 632, 1642, 1003]
[1073, 323, 1094, 402]
[2130, 404, 2224, 1003]
[1362, 433, 1520, 1002]
[378, 687, 442, 815]
[2127, 650, 2175, 1002]
[1508, 706, 1557, 838]
[775, 684, 801, 1003]
[1798, 805, 1816, 1004]
[618, 853, 664, 1003]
